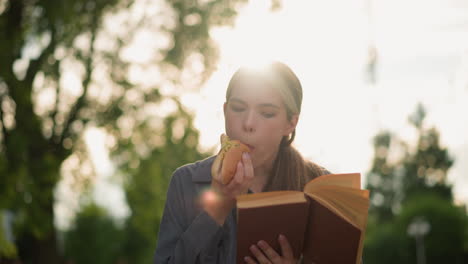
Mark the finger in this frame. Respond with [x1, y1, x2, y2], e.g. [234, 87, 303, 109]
[209, 176, 222, 194]
[244, 256, 258, 264]
[227, 161, 244, 188]
[211, 152, 223, 180]
[278, 234, 294, 260]
[242, 152, 254, 182]
[257, 240, 281, 263]
[210, 173, 222, 186]
[249, 245, 271, 264]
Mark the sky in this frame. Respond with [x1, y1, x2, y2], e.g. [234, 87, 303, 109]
[54, 0, 468, 228]
[181, 0, 468, 204]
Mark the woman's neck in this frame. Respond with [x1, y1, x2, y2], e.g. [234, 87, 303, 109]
[248, 145, 282, 192]
[250, 161, 274, 193]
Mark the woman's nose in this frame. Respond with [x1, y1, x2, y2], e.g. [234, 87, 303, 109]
[243, 111, 256, 133]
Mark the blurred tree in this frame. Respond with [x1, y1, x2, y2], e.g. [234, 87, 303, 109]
[402, 104, 453, 202]
[364, 103, 466, 263]
[63, 202, 125, 264]
[363, 219, 411, 264]
[364, 193, 467, 264]
[0, 212, 17, 260]
[366, 103, 454, 222]
[121, 102, 210, 264]
[395, 194, 467, 264]
[0, 0, 248, 263]
[366, 131, 399, 221]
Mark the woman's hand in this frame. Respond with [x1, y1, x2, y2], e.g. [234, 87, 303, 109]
[212, 152, 254, 198]
[244, 235, 297, 264]
[204, 152, 254, 225]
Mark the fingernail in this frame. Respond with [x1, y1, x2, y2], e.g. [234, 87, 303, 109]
[279, 234, 285, 240]
[243, 152, 250, 159]
[257, 240, 266, 248]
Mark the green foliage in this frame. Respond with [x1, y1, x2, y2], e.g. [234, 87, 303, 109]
[0, 0, 248, 262]
[395, 194, 467, 264]
[364, 104, 467, 264]
[363, 220, 411, 264]
[0, 212, 17, 259]
[364, 193, 467, 264]
[401, 127, 453, 202]
[1, 0, 127, 262]
[366, 104, 454, 222]
[63, 203, 125, 264]
[165, 0, 248, 73]
[121, 104, 210, 264]
[366, 131, 399, 221]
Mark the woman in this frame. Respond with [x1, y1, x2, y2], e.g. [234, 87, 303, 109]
[153, 61, 330, 264]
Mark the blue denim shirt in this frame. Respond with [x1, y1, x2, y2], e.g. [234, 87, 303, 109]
[153, 156, 337, 264]
[153, 156, 238, 264]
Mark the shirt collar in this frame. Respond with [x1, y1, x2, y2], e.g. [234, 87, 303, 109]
[192, 155, 216, 183]
[191, 156, 256, 195]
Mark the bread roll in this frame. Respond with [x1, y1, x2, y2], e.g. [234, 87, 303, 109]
[211, 134, 251, 184]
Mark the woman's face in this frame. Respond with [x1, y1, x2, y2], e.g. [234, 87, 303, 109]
[224, 77, 298, 170]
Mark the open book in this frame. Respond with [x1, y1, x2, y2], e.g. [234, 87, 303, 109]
[236, 173, 369, 264]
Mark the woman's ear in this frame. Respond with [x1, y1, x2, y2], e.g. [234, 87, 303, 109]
[284, 114, 299, 136]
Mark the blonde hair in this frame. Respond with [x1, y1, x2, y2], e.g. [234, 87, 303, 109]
[226, 61, 329, 191]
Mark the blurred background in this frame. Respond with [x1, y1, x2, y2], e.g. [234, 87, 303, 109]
[1, 0, 467, 263]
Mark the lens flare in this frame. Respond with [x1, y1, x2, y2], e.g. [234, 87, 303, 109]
[200, 189, 221, 208]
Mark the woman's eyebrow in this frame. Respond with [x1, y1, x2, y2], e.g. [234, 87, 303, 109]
[228, 98, 246, 105]
[258, 103, 280, 109]
[229, 97, 280, 109]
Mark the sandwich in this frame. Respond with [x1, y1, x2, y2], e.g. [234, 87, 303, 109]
[211, 134, 251, 184]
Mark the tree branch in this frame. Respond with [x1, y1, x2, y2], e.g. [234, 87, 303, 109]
[59, 22, 98, 147]
[0, 0, 24, 103]
[0, 93, 9, 150]
[24, 28, 56, 88]
[49, 59, 61, 142]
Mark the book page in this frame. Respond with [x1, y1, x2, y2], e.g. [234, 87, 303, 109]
[237, 191, 306, 208]
[305, 172, 361, 190]
[306, 186, 369, 230]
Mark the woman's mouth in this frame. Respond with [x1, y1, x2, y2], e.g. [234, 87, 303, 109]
[245, 144, 255, 151]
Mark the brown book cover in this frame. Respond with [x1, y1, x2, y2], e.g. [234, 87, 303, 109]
[302, 198, 362, 264]
[236, 198, 310, 264]
[236, 173, 369, 264]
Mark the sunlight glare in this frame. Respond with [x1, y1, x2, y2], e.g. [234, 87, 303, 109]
[194, 0, 468, 207]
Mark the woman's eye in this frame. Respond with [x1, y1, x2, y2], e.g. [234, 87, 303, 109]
[262, 112, 276, 118]
[230, 105, 245, 112]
